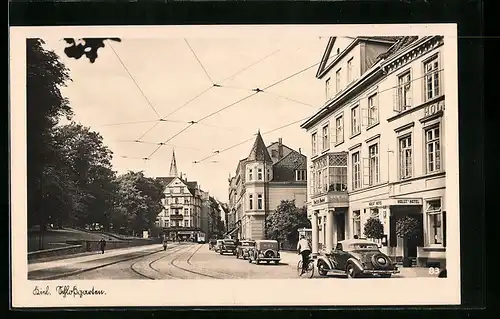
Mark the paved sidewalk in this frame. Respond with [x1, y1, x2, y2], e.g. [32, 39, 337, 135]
[28, 243, 169, 272]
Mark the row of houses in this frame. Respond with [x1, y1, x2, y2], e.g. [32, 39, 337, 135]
[226, 35, 447, 269]
[155, 150, 229, 241]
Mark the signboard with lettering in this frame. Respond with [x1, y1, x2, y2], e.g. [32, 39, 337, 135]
[312, 197, 326, 205]
[368, 200, 384, 207]
[424, 100, 445, 117]
[388, 198, 423, 206]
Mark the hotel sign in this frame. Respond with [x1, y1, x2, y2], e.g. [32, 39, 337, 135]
[313, 197, 326, 205]
[393, 198, 422, 205]
[424, 100, 445, 117]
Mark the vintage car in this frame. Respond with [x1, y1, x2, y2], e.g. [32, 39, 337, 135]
[235, 240, 255, 260]
[248, 240, 281, 264]
[218, 239, 237, 255]
[316, 239, 400, 278]
[213, 239, 224, 252]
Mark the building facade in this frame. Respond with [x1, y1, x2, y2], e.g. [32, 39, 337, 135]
[301, 36, 447, 268]
[227, 133, 308, 240]
[155, 150, 204, 241]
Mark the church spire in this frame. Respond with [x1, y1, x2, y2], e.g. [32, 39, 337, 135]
[169, 149, 178, 177]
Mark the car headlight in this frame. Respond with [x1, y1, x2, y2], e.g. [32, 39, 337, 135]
[277, 252, 280, 257]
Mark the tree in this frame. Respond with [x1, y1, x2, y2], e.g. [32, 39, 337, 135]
[265, 200, 310, 245]
[27, 38, 73, 231]
[363, 217, 384, 240]
[395, 215, 422, 266]
[63, 38, 121, 63]
[112, 171, 165, 235]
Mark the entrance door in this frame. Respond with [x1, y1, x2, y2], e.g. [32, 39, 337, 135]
[335, 213, 346, 241]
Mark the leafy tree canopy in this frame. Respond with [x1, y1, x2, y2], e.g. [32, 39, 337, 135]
[265, 200, 310, 243]
[363, 217, 384, 239]
[63, 38, 121, 63]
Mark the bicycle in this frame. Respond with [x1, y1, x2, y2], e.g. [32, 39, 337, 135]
[297, 257, 315, 278]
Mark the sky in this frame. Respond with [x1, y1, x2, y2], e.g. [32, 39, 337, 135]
[42, 36, 330, 202]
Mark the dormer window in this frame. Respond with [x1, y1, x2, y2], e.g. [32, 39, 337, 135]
[296, 170, 306, 181]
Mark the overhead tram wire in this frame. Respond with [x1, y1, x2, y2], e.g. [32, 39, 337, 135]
[107, 40, 162, 119]
[141, 51, 347, 161]
[185, 39, 215, 85]
[120, 47, 291, 149]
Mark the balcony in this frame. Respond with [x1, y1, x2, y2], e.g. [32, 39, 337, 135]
[170, 203, 184, 209]
[170, 214, 184, 220]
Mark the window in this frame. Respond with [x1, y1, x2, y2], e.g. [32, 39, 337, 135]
[336, 68, 342, 93]
[257, 194, 263, 210]
[397, 71, 412, 110]
[347, 58, 353, 83]
[249, 194, 253, 210]
[351, 106, 360, 136]
[399, 135, 412, 179]
[311, 133, 317, 156]
[248, 169, 253, 181]
[184, 198, 189, 204]
[174, 197, 178, 204]
[184, 220, 189, 227]
[165, 221, 169, 228]
[267, 169, 271, 181]
[271, 150, 278, 158]
[424, 56, 440, 101]
[370, 208, 379, 219]
[184, 208, 188, 216]
[425, 126, 441, 173]
[352, 211, 361, 238]
[350, 151, 361, 190]
[368, 93, 379, 126]
[335, 115, 344, 144]
[322, 125, 329, 151]
[368, 143, 379, 186]
[180, 187, 184, 194]
[325, 78, 331, 100]
[296, 170, 306, 181]
[257, 168, 263, 180]
[426, 199, 442, 245]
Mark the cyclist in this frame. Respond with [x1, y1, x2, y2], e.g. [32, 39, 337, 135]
[297, 235, 312, 275]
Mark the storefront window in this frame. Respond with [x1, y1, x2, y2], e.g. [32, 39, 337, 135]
[426, 199, 442, 245]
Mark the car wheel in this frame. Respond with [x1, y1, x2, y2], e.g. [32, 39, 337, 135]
[220, 251, 223, 255]
[317, 260, 328, 277]
[248, 257, 253, 263]
[256, 260, 260, 265]
[274, 261, 279, 265]
[346, 263, 357, 279]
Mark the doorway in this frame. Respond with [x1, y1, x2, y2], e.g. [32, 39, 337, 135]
[335, 211, 346, 241]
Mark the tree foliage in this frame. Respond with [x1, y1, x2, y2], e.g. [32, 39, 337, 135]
[265, 200, 310, 243]
[63, 38, 121, 63]
[363, 217, 384, 239]
[395, 216, 420, 238]
[27, 38, 73, 229]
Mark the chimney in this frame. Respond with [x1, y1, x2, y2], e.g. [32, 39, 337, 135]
[299, 148, 302, 154]
[278, 138, 283, 159]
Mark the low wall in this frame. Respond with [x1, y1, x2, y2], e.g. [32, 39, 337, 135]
[28, 238, 161, 261]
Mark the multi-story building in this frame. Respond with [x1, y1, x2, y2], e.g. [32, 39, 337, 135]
[155, 150, 204, 241]
[227, 132, 308, 240]
[300, 36, 447, 268]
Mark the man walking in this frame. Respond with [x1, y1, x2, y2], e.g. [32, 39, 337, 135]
[163, 237, 168, 251]
[297, 235, 312, 275]
[99, 237, 106, 254]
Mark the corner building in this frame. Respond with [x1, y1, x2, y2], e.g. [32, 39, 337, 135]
[301, 36, 447, 268]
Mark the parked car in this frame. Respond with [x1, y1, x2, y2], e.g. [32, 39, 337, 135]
[316, 239, 400, 278]
[235, 240, 255, 260]
[218, 239, 237, 255]
[213, 239, 224, 252]
[248, 240, 281, 265]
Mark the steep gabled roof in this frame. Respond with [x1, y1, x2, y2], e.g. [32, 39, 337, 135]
[156, 176, 175, 185]
[377, 36, 420, 61]
[247, 131, 273, 163]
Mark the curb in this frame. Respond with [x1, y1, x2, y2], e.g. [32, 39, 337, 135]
[30, 245, 178, 280]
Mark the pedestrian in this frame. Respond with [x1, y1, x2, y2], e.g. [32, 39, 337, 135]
[163, 238, 168, 251]
[297, 235, 312, 275]
[99, 237, 106, 254]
